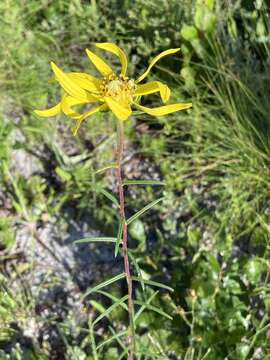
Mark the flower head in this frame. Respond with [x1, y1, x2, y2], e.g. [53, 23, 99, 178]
[35, 42, 192, 135]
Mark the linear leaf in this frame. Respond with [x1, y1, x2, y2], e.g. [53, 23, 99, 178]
[132, 276, 174, 292]
[96, 329, 127, 350]
[89, 300, 106, 314]
[119, 348, 129, 360]
[136, 348, 165, 359]
[74, 237, 117, 244]
[99, 188, 119, 208]
[95, 163, 118, 174]
[93, 295, 128, 326]
[127, 197, 164, 225]
[123, 179, 165, 186]
[108, 326, 126, 350]
[83, 272, 125, 298]
[134, 300, 172, 320]
[96, 290, 128, 311]
[114, 219, 124, 257]
[134, 291, 159, 323]
[89, 320, 98, 360]
[129, 252, 145, 291]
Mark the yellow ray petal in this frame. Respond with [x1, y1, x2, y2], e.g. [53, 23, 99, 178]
[86, 48, 113, 77]
[73, 104, 107, 136]
[51, 62, 90, 101]
[135, 102, 192, 116]
[67, 72, 101, 93]
[104, 97, 132, 121]
[61, 95, 88, 119]
[134, 81, 171, 103]
[34, 102, 61, 117]
[95, 42, 128, 76]
[136, 48, 180, 83]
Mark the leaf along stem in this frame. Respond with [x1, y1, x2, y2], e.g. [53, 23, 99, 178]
[116, 119, 136, 359]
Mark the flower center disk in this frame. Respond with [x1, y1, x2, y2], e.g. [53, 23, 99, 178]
[100, 75, 136, 106]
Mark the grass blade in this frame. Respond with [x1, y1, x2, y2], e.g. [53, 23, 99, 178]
[123, 179, 165, 186]
[132, 276, 174, 292]
[74, 237, 117, 244]
[83, 272, 125, 298]
[127, 197, 164, 225]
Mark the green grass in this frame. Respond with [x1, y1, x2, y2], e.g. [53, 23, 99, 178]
[0, 0, 270, 359]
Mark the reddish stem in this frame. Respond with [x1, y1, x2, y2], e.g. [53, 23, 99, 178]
[116, 120, 135, 359]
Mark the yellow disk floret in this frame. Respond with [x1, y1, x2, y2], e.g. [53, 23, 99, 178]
[100, 74, 136, 107]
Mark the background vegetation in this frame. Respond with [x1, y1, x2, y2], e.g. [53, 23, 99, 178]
[0, 0, 270, 359]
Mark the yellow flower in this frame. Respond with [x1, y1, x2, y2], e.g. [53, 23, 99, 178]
[34, 42, 192, 135]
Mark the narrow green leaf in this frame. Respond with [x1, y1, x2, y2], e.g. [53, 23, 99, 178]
[93, 295, 129, 326]
[83, 272, 125, 298]
[55, 166, 72, 182]
[127, 197, 164, 225]
[134, 300, 172, 320]
[200, 348, 212, 360]
[74, 237, 117, 244]
[132, 276, 174, 292]
[129, 252, 145, 291]
[136, 348, 165, 358]
[89, 300, 106, 314]
[96, 329, 127, 350]
[119, 348, 129, 360]
[95, 163, 118, 174]
[89, 319, 98, 360]
[134, 291, 159, 323]
[108, 326, 126, 350]
[123, 179, 165, 186]
[99, 188, 119, 208]
[96, 290, 128, 311]
[114, 219, 124, 257]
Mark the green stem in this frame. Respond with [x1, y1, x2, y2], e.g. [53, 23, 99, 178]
[116, 120, 135, 359]
[89, 318, 98, 360]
